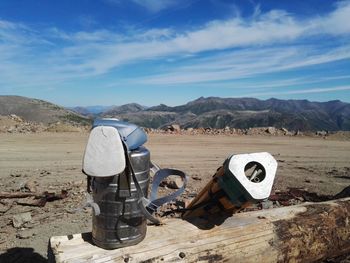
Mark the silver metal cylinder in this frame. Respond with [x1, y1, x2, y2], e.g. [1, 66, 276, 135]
[91, 146, 150, 249]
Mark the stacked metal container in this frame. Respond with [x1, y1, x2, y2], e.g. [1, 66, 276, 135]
[91, 146, 150, 249]
[83, 119, 151, 249]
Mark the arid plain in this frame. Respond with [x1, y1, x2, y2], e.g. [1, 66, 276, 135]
[0, 132, 349, 261]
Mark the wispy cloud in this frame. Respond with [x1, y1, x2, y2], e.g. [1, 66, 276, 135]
[53, 0, 350, 75]
[104, 0, 182, 13]
[0, 1, 350, 92]
[311, 0, 350, 35]
[137, 45, 350, 85]
[186, 75, 350, 91]
[244, 86, 350, 97]
[77, 15, 98, 29]
[131, 0, 178, 12]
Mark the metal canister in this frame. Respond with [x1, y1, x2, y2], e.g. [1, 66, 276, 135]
[91, 146, 150, 249]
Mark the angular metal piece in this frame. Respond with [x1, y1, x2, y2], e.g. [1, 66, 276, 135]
[224, 152, 278, 201]
[183, 152, 278, 219]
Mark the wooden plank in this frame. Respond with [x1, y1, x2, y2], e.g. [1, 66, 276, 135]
[50, 198, 350, 263]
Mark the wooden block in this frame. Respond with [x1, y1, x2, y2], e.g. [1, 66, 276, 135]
[50, 198, 350, 263]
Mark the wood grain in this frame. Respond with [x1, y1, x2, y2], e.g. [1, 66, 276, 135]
[50, 198, 350, 263]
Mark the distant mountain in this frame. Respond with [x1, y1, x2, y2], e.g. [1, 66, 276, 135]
[148, 97, 265, 114]
[96, 97, 350, 131]
[0, 95, 90, 125]
[68, 105, 112, 116]
[103, 103, 146, 115]
[107, 111, 179, 128]
[70, 103, 146, 117]
[8, 95, 341, 131]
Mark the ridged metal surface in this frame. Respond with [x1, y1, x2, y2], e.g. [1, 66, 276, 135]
[91, 146, 150, 249]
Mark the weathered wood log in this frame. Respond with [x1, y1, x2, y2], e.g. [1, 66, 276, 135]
[49, 198, 350, 263]
[0, 190, 67, 200]
[0, 192, 37, 199]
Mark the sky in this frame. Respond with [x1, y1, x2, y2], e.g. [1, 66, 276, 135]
[0, 0, 350, 107]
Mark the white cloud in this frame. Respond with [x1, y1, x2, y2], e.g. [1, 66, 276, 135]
[0, 20, 41, 45]
[137, 45, 350, 85]
[240, 75, 350, 90]
[191, 75, 350, 91]
[311, 0, 350, 35]
[52, 0, 350, 76]
[0, 1, 350, 90]
[245, 86, 350, 97]
[78, 15, 98, 28]
[104, 0, 180, 12]
[131, 0, 178, 12]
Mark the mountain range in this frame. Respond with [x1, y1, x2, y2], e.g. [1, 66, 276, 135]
[73, 97, 350, 131]
[0, 95, 90, 125]
[1, 95, 349, 131]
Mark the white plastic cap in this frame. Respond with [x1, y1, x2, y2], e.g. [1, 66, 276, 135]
[83, 126, 126, 177]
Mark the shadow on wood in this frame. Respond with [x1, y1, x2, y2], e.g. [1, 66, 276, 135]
[49, 197, 350, 263]
[184, 211, 232, 230]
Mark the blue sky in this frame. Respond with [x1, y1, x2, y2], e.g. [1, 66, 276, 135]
[0, 0, 350, 106]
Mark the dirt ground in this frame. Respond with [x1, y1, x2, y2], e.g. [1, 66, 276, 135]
[0, 132, 349, 262]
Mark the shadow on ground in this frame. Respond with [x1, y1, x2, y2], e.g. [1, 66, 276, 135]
[0, 247, 47, 263]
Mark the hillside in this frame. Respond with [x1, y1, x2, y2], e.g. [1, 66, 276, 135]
[95, 97, 350, 131]
[2, 95, 348, 131]
[103, 103, 146, 115]
[0, 96, 90, 125]
[68, 105, 112, 116]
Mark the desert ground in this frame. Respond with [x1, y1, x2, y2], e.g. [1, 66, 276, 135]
[0, 132, 349, 262]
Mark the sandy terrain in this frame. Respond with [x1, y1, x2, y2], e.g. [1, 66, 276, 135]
[0, 132, 349, 262]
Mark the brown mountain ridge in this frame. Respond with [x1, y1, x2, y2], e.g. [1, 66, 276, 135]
[0, 95, 90, 125]
[1, 95, 350, 131]
[99, 97, 350, 131]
